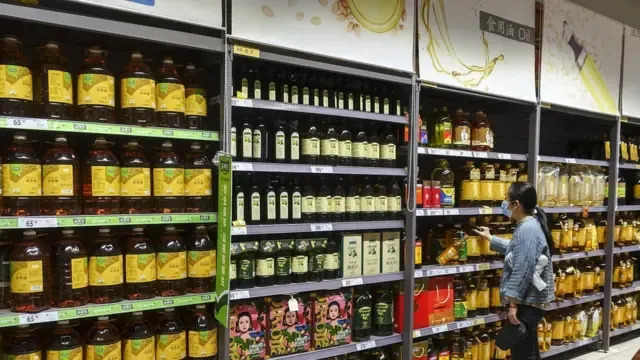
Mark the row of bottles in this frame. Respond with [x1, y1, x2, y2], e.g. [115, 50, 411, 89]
[554, 259, 605, 301]
[7, 225, 215, 313]
[415, 107, 495, 151]
[232, 117, 398, 167]
[0, 36, 210, 129]
[233, 175, 402, 225]
[1, 133, 212, 216]
[611, 294, 640, 330]
[568, 135, 639, 163]
[2, 306, 218, 360]
[537, 164, 608, 207]
[409, 323, 510, 360]
[539, 302, 603, 352]
[549, 213, 606, 254]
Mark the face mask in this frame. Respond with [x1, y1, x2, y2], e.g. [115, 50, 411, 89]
[501, 200, 512, 218]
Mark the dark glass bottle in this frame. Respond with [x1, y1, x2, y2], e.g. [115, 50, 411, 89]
[324, 235, 340, 279]
[235, 246, 255, 289]
[120, 139, 152, 214]
[292, 239, 309, 283]
[302, 120, 321, 164]
[3, 132, 40, 216]
[302, 177, 316, 223]
[256, 240, 275, 287]
[316, 176, 332, 223]
[82, 136, 120, 215]
[36, 41, 73, 119]
[353, 287, 372, 342]
[264, 178, 277, 225]
[360, 177, 375, 221]
[156, 57, 186, 128]
[368, 129, 380, 167]
[233, 175, 245, 223]
[156, 308, 187, 360]
[322, 122, 339, 166]
[122, 312, 155, 360]
[338, 127, 353, 166]
[231, 119, 237, 159]
[77, 46, 115, 123]
[0, 231, 11, 309]
[157, 226, 187, 296]
[10, 230, 50, 313]
[346, 178, 361, 222]
[124, 226, 156, 300]
[51, 229, 89, 308]
[275, 241, 293, 285]
[46, 321, 83, 360]
[308, 239, 324, 282]
[380, 126, 397, 168]
[278, 176, 290, 224]
[273, 118, 287, 163]
[41, 133, 81, 215]
[89, 227, 123, 304]
[353, 127, 369, 166]
[332, 178, 346, 222]
[253, 116, 268, 162]
[187, 225, 216, 293]
[240, 117, 253, 161]
[86, 317, 121, 360]
[387, 180, 402, 220]
[184, 63, 208, 130]
[233, 59, 249, 99]
[153, 141, 185, 213]
[290, 119, 301, 163]
[374, 179, 388, 221]
[186, 305, 218, 360]
[4, 326, 41, 359]
[184, 142, 212, 212]
[249, 176, 261, 224]
[291, 177, 302, 223]
[0, 36, 33, 117]
[251, 64, 261, 100]
[121, 51, 156, 126]
[373, 287, 393, 336]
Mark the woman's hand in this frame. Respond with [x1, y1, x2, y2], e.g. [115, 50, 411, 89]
[473, 226, 492, 242]
[508, 306, 520, 325]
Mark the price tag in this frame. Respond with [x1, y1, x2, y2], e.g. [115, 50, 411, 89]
[456, 320, 473, 329]
[461, 151, 473, 157]
[478, 208, 493, 215]
[444, 209, 459, 216]
[356, 341, 376, 351]
[476, 264, 490, 271]
[230, 291, 250, 300]
[473, 318, 485, 325]
[473, 152, 488, 158]
[427, 268, 446, 277]
[288, 298, 299, 312]
[342, 278, 364, 287]
[428, 148, 446, 155]
[445, 150, 463, 157]
[565, 158, 577, 164]
[445, 267, 458, 275]
[416, 209, 425, 216]
[418, 148, 427, 155]
[431, 324, 449, 334]
[231, 98, 253, 108]
[633, 323, 640, 330]
[311, 223, 333, 232]
[461, 266, 474, 273]
[232, 162, 253, 171]
[19, 311, 58, 325]
[18, 217, 58, 229]
[413, 330, 423, 338]
[8, 117, 47, 130]
[426, 209, 444, 216]
[311, 166, 334, 174]
[414, 270, 425, 278]
[498, 153, 512, 160]
[231, 227, 248, 236]
[233, 45, 260, 58]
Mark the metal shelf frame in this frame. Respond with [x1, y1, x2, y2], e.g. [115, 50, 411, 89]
[231, 161, 407, 176]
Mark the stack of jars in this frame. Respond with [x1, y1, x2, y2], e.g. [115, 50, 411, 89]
[613, 253, 636, 289]
[537, 164, 607, 208]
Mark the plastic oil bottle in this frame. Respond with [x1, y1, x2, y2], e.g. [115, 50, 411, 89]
[51, 229, 88, 308]
[157, 226, 187, 296]
[124, 227, 156, 300]
[187, 225, 215, 293]
[77, 46, 115, 123]
[10, 230, 50, 313]
[35, 41, 73, 119]
[3, 132, 40, 215]
[156, 308, 187, 360]
[154, 141, 185, 213]
[0, 230, 12, 309]
[186, 305, 218, 360]
[156, 57, 186, 128]
[86, 316, 121, 360]
[42, 133, 81, 215]
[120, 140, 151, 214]
[123, 312, 155, 360]
[184, 63, 207, 130]
[121, 51, 156, 126]
[82, 137, 120, 214]
[184, 142, 212, 212]
[0, 36, 33, 117]
[46, 320, 83, 360]
[89, 228, 123, 304]
[3, 325, 41, 359]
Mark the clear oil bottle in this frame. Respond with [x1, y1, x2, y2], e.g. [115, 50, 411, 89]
[186, 305, 218, 360]
[0, 36, 33, 117]
[157, 226, 187, 296]
[82, 137, 120, 214]
[184, 142, 212, 212]
[89, 228, 123, 304]
[120, 140, 151, 214]
[156, 57, 186, 128]
[184, 63, 207, 130]
[86, 316, 121, 360]
[121, 51, 156, 126]
[77, 46, 115, 123]
[10, 230, 50, 313]
[35, 41, 73, 119]
[154, 141, 185, 213]
[46, 321, 83, 360]
[124, 226, 156, 300]
[4, 325, 40, 359]
[187, 225, 215, 293]
[51, 229, 88, 308]
[123, 312, 155, 360]
[42, 133, 81, 215]
[3, 132, 40, 215]
[156, 308, 187, 360]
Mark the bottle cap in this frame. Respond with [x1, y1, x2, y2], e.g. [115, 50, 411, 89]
[190, 142, 201, 150]
[57, 320, 70, 325]
[163, 56, 174, 64]
[98, 228, 111, 234]
[196, 305, 206, 309]
[98, 316, 109, 321]
[165, 307, 175, 312]
[62, 229, 74, 235]
[161, 141, 173, 148]
[45, 41, 59, 49]
[132, 227, 144, 233]
[14, 132, 27, 141]
[55, 133, 67, 143]
[94, 136, 107, 144]
[131, 51, 142, 58]
[186, 63, 195, 70]
[165, 226, 176, 231]
[133, 312, 143, 316]
[23, 230, 36, 236]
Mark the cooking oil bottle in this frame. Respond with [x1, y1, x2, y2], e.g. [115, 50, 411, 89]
[184, 63, 207, 130]
[120, 140, 151, 214]
[47, 321, 83, 360]
[156, 308, 187, 360]
[51, 229, 88, 308]
[10, 230, 50, 313]
[3, 132, 41, 216]
[187, 225, 215, 293]
[184, 142, 212, 212]
[42, 133, 81, 215]
[83, 137, 120, 214]
[3, 325, 40, 359]
[186, 305, 218, 360]
[123, 312, 155, 360]
[0, 230, 12, 309]
[89, 228, 123, 304]
[156, 57, 186, 128]
[35, 41, 73, 119]
[0, 36, 33, 117]
[157, 226, 187, 296]
[121, 51, 156, 126]
[86, 316, 121, 360]
[124, 226, 156, 300]
[77, 46, 115, 123]
[154, 141, 185, 213]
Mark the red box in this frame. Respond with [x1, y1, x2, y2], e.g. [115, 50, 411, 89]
[394, 277, 454, 332]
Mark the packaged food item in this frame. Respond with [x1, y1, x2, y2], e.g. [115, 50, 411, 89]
[121, 51, 156, 126]
[312, 290, 353, 349]
[268, 295, 311, 356]
[77, 46, 115, 123]
[230, 301, 267, 360]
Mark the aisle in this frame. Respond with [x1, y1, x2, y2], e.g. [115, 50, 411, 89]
[553, 332, 640, 360]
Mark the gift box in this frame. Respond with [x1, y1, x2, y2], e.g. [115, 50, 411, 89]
[229, 300, 267, 360]
[267, 295, 312, 357]
[394, 277, 454, 332]
[312, 289, 353, 350]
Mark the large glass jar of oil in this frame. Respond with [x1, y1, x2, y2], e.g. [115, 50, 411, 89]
[184, 63, 207, 130]
[83, 137, 120, 214]
[86, 316, 121, 360]
[187, 225, 215, 293]
[184, 142, 212, 212]
[89, 228, 123, 304]
[0, 36, 33, 117]
[156, 57, 186, 128]
[154, 141, 185, 213]
[46, 321, 83, 360]
[3, 132, 40, 216]
[3, 325, 40, 359]
[157, 226, 187, 296]
[186, 305, 218, 360]
[51, 229, 88, 308]
[156, 308, 187, 360]
[42, 133, 81, 215]
[121, 51, 156, 126]
[77, 46, 115, 123]
[35, 41, 73, 119]
[120, 140, 151, 214]
[124, 227, 156, 300]
[10, 230, 50, 313]
[123, 312, 155, 360]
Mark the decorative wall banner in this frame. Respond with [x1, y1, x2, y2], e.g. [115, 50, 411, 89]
[418, 0, 536, 102]
[539, 0, 622, 115]
[622, 26, 640, 118]
[231, 0, 414, 72]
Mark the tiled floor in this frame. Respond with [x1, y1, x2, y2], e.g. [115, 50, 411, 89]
[555, 333, 640, 360]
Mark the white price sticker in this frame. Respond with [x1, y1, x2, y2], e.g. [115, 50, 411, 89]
[342, 278, 364, 287]
[414, 270, 425, 278]
[418, 148, 427, 155]
[231, 98, 253, 108]
[426, 209, 444, 216]
[445, 150, 463, 157]
[18, 217, 58, 229]
[473, 152, 488, 158]
[445, 267, 458, 275]
[498, 153, 512, 160]
[461, 151, 473, 157]
[478, 208, 493, 215]
[416, 209, 425, 216]
[231, 227, 248, 236]
[311, 223, 333, 232]
[431, 324, 449, 334]
[565, 158, 577, 164]
[428, 148, 446, 155]
[456, 320, 473, 329]
[288, 298, 299, 312]
[356, 341, 376, 351]
[427, 268, 446, 277]
[8, 117, 47, 130]
[19, 311, 58, 325]
[311, 166, 333, 174]
[230, 291, 250, 300]
[444, 209, 459, 216]
[232, 163, 253, 171]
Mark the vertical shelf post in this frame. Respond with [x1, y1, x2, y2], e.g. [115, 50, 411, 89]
[528, 104, 541, 185]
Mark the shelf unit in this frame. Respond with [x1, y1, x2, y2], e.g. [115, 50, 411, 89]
[540, 335, 601, 359]
[0, 213, 217, 229]
[231, 220, 404, 236]
[231, 161, 407, 176]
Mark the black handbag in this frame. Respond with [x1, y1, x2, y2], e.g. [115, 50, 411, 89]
[496, 320, 528, 350]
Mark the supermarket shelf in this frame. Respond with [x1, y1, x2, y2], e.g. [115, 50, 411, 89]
[611, 281, 640, 296]
[269, 334, 403, 360]
[551, 249, 605, 261]
[545, 293, 604, 311]
[0, 2, 223, 52]
[229, 272, 404, 300]
[420, 80, 537, 106]
[231, 220, 403, 236]
[540, 335, 601, 358]
[232, 162, 406, 176]
[0, 213, 216, 229]
[418, 147, 527, 161]
[613, 245, 640, 254]
[611, 322, 640, 337]
[541, 101, 618, 122]
[617, 205, 640, 211]
[542, 206, 608, 214]
[619, 163, 640, 170]
[0, 116, 218, 141]
[415, 262, 503, 278]
[416, 207, 500, 217]
[537, 155, 609, 167]
[0, 293, 215, 328]
[231, 98, 407, 124]
[413, 313, 505, 338]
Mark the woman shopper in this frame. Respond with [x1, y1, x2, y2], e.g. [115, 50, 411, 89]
[474, 182, 555, 360]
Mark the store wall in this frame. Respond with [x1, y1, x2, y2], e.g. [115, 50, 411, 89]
[571, 0, 640, 29]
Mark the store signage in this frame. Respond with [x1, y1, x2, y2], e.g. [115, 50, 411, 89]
[539, 0, 622, 116]
[418, 0, 536, 102]
[215, 154, 232, 326]
[622, 26, 640, 118]
[231, 0, 413, 72]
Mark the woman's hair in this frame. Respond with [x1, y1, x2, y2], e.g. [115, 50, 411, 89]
[326, 301, 341, 320]
[508, 182, 553, 249]
[236, 311, 253, 332]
